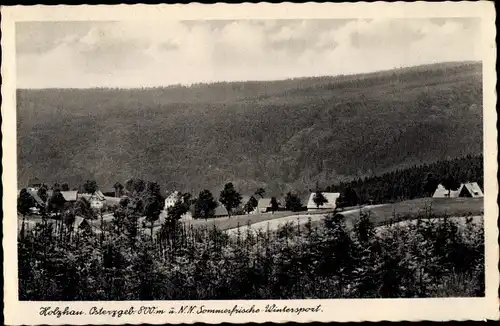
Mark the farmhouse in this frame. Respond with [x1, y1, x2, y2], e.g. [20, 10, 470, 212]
[163, 191, 192, 220]
[254, 198, 274, 213]
[79, 190, 106, 209]
[25, 189, 46, 213]
[214, 204, 228, 217]
[164, 191, 180, 209]
[306, 192, 340, 211]
[433, 182, 484, 198]
[103, 196, 122, 207]
[45, 190, 79, 203]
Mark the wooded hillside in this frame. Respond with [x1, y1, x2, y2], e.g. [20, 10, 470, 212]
[17, 61, 482, 195]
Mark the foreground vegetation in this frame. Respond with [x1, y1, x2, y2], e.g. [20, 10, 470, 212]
[18, 209, 484, 300]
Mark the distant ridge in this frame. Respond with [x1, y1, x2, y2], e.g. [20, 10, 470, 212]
[17, 61, 481, 91]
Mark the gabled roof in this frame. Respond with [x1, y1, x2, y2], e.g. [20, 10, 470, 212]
[433, 182, 483, 198]
[81, 191, 105, 201]
[61, 191, 78, 201]
[94, 190, 106, 200]
[165, 191, 180, 201]
[257, 198, 273, 209]
[214, 204, 228, 216]
[306, 192, 340, 209]
[47, 190, 79, 201]
[240, 195, 251, 206]
[433, 184, 462, 198]
[462, 182, 484, 197]
[73, 215, 91, 232]
[74, 215, 86, 228]
[27, 189, 45, 207]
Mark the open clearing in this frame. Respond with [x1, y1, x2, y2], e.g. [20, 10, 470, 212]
[376, 215, 483, 235]
[225, 198, 484, 235]
[337, 197, 484, 229]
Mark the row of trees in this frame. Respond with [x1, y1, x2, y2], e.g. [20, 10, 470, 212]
[327, 154, 483, 206]
[22, 154, 483, 225]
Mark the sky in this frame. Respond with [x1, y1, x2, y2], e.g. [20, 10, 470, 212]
[16, 18, 482, 89]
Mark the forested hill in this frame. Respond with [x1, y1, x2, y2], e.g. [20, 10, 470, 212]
[327, 154, 484, 205]
[17, 61, 483, 196]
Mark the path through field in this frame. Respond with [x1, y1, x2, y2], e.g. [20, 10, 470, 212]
[224, 198, 484, 237]
[225, 213, 325, 236]
[224, 205, 383, 236]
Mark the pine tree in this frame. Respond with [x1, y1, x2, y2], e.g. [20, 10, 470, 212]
[313, 190, 328, 209]
[219, 183, 242, 218]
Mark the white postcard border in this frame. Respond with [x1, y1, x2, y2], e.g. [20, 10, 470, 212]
[2, 2, 498, 324]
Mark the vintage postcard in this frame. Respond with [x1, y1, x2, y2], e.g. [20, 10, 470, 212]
[2, 2, 498, 325]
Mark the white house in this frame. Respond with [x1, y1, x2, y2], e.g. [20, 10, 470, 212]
[83, 190, 106, 209]
[306, 192, 340, 211]
[163, 191, 192, 220]
[433, 182, 484, 198]
[164, 191, 180, 209]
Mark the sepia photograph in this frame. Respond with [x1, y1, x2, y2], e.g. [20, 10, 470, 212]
[2, 2, 498, 324]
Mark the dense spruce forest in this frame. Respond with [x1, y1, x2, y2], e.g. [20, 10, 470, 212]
[17, 61, 482, 196]
[327, 154, 483, 205]
[18, 209, 484, 300]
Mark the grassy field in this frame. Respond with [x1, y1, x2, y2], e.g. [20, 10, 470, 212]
[183, 211, 295, 230]
[19, 197, 482, 236]
[338, 197, 484, 229]
[221, 197, 484, 235]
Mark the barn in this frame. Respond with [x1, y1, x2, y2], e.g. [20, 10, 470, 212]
[306, 192, 340, 211]
[432, 182, 484, 198]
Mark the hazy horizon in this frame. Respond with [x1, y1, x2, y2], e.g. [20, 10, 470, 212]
[16, 60, 480, 90]
[16, 18, 481, 89]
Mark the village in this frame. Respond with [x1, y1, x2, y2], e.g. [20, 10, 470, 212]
[17, 175, 484, 237]
[16, 167, 486, 301]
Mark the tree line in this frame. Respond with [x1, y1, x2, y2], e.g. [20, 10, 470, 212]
[20, 154, 483, 226]
[327, 154, 483, 207]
